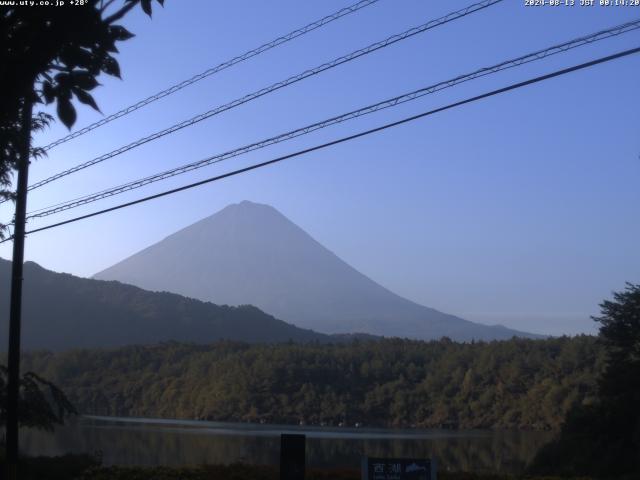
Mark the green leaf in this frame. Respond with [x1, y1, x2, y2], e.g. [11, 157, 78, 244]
[106, 43, 120, 54]
[59, 47, 94, 70]
[56, 85, 72, 101]
[109, 25, 135, 41]
[102, 56, 121, 78]
[57, 97, 77, 129]
[141, 0, 152, 16]
[42, 81, 55, 104]
[70, 71, 99, 90]
[73, 88, 101, 113]
[54, 72, 71, 87]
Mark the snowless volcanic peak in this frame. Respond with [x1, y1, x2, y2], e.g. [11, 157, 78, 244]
[95, 201, 538, 341]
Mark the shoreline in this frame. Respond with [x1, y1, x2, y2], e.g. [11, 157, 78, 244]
[82, 414, 497, 440]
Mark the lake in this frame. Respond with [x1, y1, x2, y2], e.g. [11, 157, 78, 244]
[20, 415, 553, 474]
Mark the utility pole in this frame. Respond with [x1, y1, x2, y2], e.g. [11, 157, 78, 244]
[5, 96, 33, 480]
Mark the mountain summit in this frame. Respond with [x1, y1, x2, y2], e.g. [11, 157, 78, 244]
[95, 201, 536, 341]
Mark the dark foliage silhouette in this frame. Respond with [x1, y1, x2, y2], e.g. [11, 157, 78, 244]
[0, 0, 164, 233]
[530, 283, 640, 478]
[0, 365, 76, 431]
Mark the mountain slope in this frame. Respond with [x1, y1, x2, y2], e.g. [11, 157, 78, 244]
[95, 201, 537, 341]
[0, 258, 329, 351]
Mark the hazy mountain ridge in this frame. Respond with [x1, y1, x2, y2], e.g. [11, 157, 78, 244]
[95, 201, 539, 341]
[0, 258, 331, 351]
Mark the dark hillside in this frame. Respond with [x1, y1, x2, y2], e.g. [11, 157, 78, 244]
[0, 259, 329, 350]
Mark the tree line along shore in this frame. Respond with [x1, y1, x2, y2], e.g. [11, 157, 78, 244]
[19, 335, 602, 431]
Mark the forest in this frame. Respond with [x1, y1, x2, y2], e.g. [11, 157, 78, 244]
[20, 335, 603, 431]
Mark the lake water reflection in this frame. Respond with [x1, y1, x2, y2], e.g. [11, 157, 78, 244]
[20, 416, 553, 474]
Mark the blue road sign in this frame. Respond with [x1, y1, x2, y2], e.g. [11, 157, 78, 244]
[362, 457, 437, 480]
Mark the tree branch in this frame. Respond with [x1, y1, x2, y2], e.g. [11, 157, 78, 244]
[100, 0, 118, 14]
[104, 0, 138, 24]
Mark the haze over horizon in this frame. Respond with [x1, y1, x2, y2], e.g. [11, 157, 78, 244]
[1, 1, 638, 336]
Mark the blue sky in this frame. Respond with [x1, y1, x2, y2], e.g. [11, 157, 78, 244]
[1, 0, 639, 335]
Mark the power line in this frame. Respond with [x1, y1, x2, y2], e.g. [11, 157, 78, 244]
[25, 19, 640, 220]
[40, 0, 381, 152]
[25, 0, 504, 193]
[7, 45, 637, 242]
